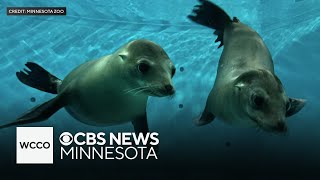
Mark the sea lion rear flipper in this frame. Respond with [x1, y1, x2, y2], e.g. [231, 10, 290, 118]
[16, 62, 62, 94]
[0, 95, 65, 129]
[188, 0, 235, 48]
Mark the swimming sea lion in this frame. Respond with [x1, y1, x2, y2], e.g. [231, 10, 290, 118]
[188, 0, 305, 133]
[0, 39, 176, 136]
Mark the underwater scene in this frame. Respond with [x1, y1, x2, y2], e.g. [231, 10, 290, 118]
[0, 0, 320, 178]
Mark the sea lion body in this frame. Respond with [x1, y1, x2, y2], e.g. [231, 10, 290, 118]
[1, 40, 176, 135]
[209, 22, 274, 126]
[189, 0, 306, 132]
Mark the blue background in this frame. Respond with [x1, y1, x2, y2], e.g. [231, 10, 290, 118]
[0, 0, 319, 177]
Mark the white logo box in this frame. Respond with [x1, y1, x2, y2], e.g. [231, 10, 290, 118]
[16, 127, 53, 164]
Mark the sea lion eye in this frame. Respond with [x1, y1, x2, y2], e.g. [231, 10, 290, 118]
[252, 94, 264, 109]
[172, 67, 176, 77]
[138, 63, 150, 74]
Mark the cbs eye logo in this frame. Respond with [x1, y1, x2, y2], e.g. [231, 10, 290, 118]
[59, 132, 73, 146]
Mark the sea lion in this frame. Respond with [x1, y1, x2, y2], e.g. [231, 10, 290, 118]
[0, 39, 176, 136]
[188, 0, 305, 133]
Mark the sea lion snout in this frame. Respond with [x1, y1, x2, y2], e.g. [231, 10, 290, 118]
[260, 120, 287, 134]
[150, 80, 175, 97]
[163, 84, 175, 95]
[164, 84, 173, 91]
[251, 114, 288, 133]
[273, 121, 287, 132]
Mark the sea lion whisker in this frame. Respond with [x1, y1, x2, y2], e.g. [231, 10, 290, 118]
[124, 86, 148, 92]
[124, 83, 162, 94]
[133, 88, 150, 96]
[124, 85, 151, 94]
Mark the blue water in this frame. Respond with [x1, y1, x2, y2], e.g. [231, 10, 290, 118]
[0, 0, 320, 176]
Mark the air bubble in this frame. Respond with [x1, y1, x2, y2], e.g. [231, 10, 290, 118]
[30, 97, 36, 102]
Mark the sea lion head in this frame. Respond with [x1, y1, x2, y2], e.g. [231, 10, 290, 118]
[116, 39, 176, 97]
[234, 69, 305, 133]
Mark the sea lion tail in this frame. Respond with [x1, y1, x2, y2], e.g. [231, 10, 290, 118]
[188, 0, 236, 48]
[16, 62, 62, 94]
[0, 96, 65, 129]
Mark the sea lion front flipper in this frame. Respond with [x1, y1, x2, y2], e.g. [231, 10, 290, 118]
[131, 112, 159, 152]
[286, 98, 306, 117]
[0, 95, 66, 129]
[132, 112, 149, 135]
[194, 110, 215, 126]
[194, 95, 216, 126]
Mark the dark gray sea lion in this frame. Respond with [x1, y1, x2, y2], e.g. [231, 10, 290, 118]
[188, 0, 305, 133]
[0, 39, 176, 136]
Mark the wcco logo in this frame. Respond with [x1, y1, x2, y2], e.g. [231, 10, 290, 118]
[16, 127, 53, 164]
[19, 141, 51, 149]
